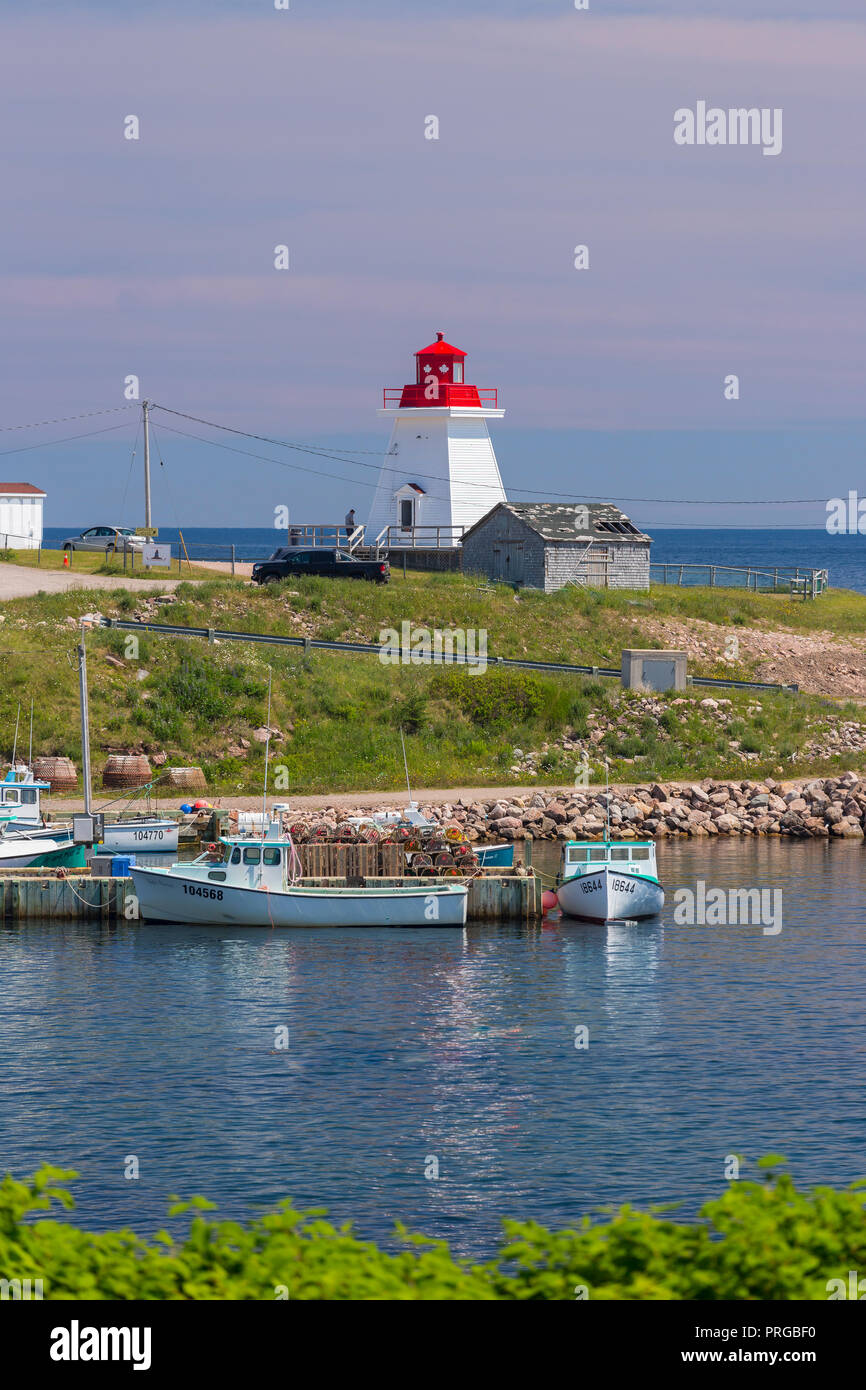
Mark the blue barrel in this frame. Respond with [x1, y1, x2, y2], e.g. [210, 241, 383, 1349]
[111, 854, 136, 877]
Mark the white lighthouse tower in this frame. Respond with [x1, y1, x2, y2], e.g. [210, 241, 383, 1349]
[366, 332, 506, 546]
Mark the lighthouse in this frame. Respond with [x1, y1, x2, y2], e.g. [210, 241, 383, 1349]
[366, 332, 507, 546]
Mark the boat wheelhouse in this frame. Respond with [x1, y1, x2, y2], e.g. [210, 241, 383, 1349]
[0, 765, 50, 827]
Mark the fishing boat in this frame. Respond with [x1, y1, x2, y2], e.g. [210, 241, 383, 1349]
[0, 819, 85, 869]
[130, 825, 468, 927]
[99, 816, 178, 853]
[556, 840, 664, 922]
[131, 684, 467, 927]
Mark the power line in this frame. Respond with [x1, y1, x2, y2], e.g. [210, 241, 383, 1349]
[0, 405, 136, 433]
[0, 422, 133, 458]
[152, 423, 830, 529]
[150, 402, 829, 507]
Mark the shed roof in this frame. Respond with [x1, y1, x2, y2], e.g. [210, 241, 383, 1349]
[463, 502, 651, 544]
[0, 482, 46, 496]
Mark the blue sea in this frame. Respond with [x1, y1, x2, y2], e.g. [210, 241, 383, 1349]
[41, 526, 866, 594]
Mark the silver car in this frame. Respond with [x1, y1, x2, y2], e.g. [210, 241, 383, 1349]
[60, 526, 148, 553]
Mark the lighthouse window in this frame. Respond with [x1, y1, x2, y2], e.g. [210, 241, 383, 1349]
[453, 363, 463, 382]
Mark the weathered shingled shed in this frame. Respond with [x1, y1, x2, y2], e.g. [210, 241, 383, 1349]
[461, 502, 651, 592]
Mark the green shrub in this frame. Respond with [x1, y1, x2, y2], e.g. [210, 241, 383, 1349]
[2, 1160, 865, 1301]
[431, 668, 545, 729]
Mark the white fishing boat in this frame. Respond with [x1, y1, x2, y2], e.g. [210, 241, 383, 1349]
[556, 840, 664, 922]
[130, 825, 468, 927]
[0, 817, 85, 869]
[99, 817, 178, 853]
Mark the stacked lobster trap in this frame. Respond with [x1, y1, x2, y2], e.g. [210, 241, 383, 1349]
[286, 818, 483, 879]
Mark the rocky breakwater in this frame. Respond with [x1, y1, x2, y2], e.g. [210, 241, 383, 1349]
[289, 772, 866, 844]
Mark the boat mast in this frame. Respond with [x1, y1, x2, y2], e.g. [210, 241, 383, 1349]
[261, 667, 272, 851]
[11, 703, 20, 767]
[78, 626, 93, 817]
[28, 698, 33, 769]
[142, 399, 152, 531]
[400, 726, 415, 808]
[604, 757, 610, 844]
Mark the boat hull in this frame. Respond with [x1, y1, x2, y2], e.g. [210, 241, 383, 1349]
[475, 843, 514, 868]
[557, 866, 664, 922]
[130, 866, 468, 928]
[0, 840, 86, 870]
[100, 819, 179, 853]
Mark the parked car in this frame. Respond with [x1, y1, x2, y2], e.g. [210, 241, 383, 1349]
[251, 548, 390, 585]
[60, 526, 148, 553]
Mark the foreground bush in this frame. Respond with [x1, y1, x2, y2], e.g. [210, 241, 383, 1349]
[2, 1161, 865, 1299]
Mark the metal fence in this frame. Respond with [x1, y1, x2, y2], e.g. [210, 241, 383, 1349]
[651, 562, 829, 597]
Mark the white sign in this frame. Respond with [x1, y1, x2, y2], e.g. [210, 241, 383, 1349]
[143, 543, 172, 567]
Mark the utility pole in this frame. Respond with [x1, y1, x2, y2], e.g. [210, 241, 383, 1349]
[142, 399, 152, 531]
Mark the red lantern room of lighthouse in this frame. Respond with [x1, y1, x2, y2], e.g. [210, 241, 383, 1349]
[368, 332, 507, 546]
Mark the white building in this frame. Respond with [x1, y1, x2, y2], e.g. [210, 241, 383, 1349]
[366, 333, 506, 546]
[0, 483, 46, 549]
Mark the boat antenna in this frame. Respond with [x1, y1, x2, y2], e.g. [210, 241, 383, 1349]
[11, 702, 20, 767]
[261, 666, 273, 855]
[28, 698, 33, 769]
[399, 726, 414, 808]
[604, 757, 610, 844]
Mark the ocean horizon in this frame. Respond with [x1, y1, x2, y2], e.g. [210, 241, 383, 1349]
[39, 525, 866, 595]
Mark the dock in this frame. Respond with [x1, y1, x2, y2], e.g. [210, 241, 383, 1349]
[0, 870, 542, 923]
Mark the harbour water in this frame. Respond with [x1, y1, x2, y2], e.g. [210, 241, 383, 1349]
[1, 838, 864, 1258]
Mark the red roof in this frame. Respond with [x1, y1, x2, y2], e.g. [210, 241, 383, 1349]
[415, 331, 466, 358]
[0, 482, 45, 495]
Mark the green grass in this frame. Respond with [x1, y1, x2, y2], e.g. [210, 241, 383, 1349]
[0, 574, 863, 795]
[0, 548, 227, 579]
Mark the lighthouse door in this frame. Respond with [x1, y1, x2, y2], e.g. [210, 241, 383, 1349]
[399, 498, 414, 531]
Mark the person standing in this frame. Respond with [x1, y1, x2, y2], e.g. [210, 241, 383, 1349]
[345, 507, 356, 537]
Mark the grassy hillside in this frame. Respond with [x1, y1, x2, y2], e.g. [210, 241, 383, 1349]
[1, 574, 864, 796]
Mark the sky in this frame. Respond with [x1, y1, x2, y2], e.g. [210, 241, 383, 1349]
[1, 1, 864, 531]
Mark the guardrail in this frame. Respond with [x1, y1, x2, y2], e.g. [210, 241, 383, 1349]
[382, 387, 498, 408]
[98, 618, 799, 695]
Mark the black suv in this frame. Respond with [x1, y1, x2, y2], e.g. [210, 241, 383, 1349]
[251, 548, 390, 585]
